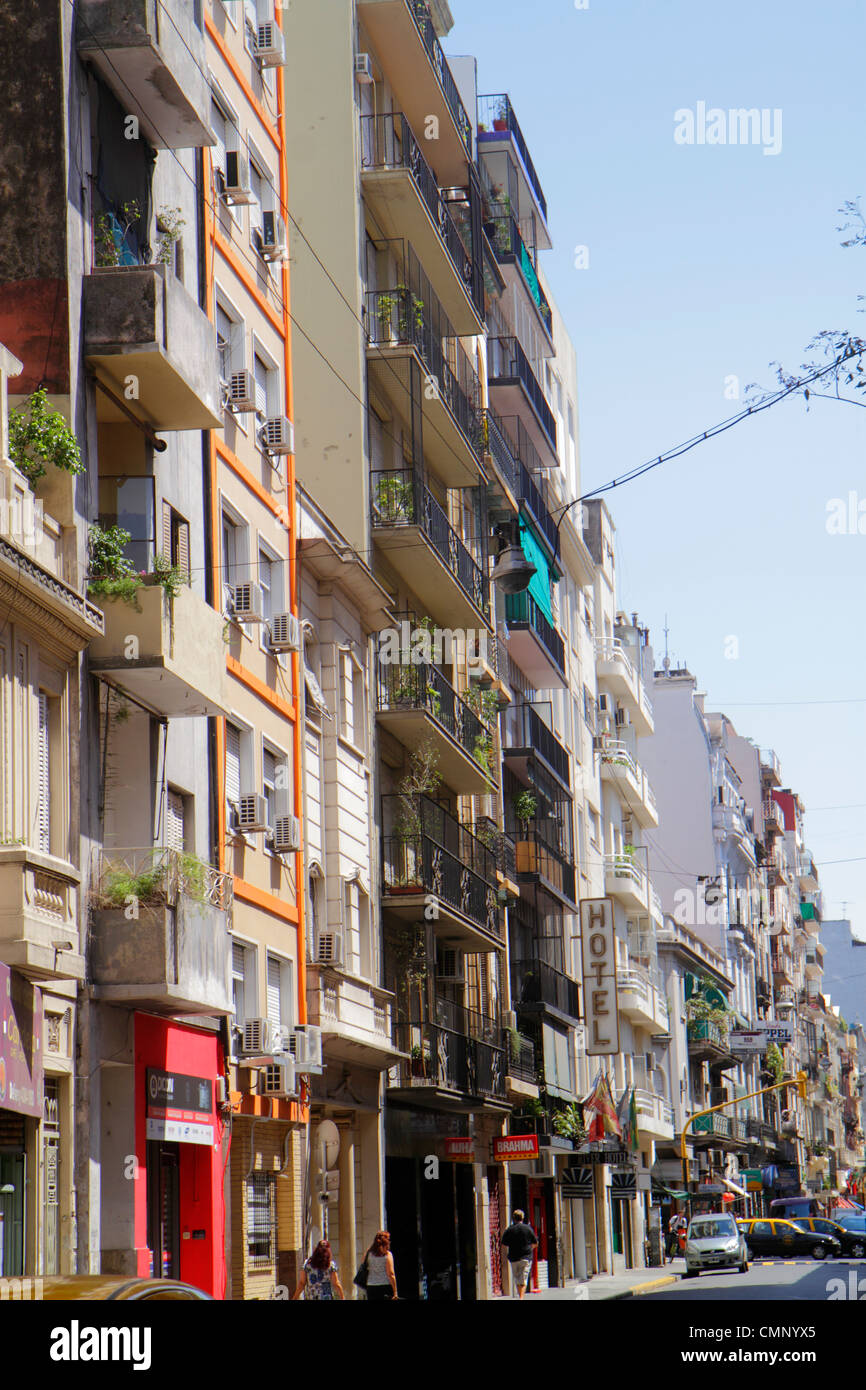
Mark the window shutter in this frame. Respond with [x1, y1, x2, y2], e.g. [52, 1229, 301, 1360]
[37, 693, 50, 853]
[254, 356, 268, 416]
[232, 942, 246, 978]
[266, 956, 281, 1025]
[225, 724, 241, 805]
[211, 102, 227, 174]
[165, 790, 185, 851]
[176, 521, 190, 579]
[161, 501, 172, 564]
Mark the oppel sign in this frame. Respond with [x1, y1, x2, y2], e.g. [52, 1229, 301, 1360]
[580, 898, 619, 1056]
[492, 1135, 539, 1162]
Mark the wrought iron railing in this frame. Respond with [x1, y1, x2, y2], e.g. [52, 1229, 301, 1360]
[370, 466, 488, 617]
[485, 211, 553, 336]
[377, 657, 494, 775]
[407, 0, 473, 156]
[390, 1020, 505, 1097]
[507, 1029, 537, 1082]
[504, 589, 566, 674]
[477, 94, 548, 221]
[381, 834, 502, 940]
[511, 957, 580, 1020]
[92, 847, 233, 912]
[487, 335, 557, 453]
[504, 702, 570, 785]
[382, 794, 498, 887]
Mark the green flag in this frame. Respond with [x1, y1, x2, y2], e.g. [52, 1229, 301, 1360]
[629, 1087, 640, 1151]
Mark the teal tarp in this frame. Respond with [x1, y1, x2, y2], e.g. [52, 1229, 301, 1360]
[520, 520, 553, 621]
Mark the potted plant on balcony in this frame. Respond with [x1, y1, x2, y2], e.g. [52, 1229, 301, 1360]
[87, 523, 143, 608]
[409, 1042, 432, 1079]
[512, 789, 537, 874]
[493, 99, 509, 132]
[94, 200, 143, 268]
[9, 388, 86, 493]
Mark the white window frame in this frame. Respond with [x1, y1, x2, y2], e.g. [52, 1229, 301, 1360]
[261, 735, 290, 845]
[264, 951, 294, 1032]
[251, 336, 280, 427]
[247, 139, 275, 252]
[215, 286, 244, 384]
[257, 537, 284, 656]
[232, 938, 257, 1025]
[226, 714, 255, 835]
[209, 86, 243, 227]
[220, 496, 252, 612]
[338, 645, 367, 756]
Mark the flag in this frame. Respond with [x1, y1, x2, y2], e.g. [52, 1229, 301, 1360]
[584, 1070, 622, 1142]
[629, 1087, 639, 1152]
[615, 1087, 641, 1152]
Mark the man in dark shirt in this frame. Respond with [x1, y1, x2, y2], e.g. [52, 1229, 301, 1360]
[501, 1210, 538, 1299]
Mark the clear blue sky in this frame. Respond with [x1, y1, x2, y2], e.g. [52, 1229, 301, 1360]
[446, 0, 866, 943]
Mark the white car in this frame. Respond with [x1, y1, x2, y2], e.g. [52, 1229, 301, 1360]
[683, 1213, 750, 1278]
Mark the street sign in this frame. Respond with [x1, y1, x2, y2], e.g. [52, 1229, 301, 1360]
[580, 898, 619, 1056]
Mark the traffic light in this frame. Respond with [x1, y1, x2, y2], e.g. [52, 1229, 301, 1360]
[796, 1070, 808, 1102]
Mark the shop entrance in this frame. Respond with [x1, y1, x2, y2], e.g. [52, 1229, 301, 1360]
[385, 1156, 478, 1300]
[0, 1149, 25, 1278]
[146, 1141, 180, 1280]
[528, 1179, 550, 1289]
[611, 1197, 634, 1271]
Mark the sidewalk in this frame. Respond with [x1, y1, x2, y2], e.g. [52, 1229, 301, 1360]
[497, 1261, 681, 1301]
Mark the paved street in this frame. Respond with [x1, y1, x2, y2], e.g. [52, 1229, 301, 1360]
[643, 1257, 864, 1301]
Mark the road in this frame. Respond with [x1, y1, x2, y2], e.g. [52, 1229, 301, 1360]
[643, 1257, 866, 1300]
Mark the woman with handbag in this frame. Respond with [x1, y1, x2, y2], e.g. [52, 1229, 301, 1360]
[355, 1230, 398, 1301]
[292, 1240, 345, 1300]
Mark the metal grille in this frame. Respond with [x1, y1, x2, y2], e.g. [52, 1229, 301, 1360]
[245, 1173, 276, 1268]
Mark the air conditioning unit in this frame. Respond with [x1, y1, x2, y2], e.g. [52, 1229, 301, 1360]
[271, 814, 301, 855]
[268, 612, 300, 652]
[354, 52, 374, 84]
[255, 21, 285, 66]
[316, 932, 343, 968]
[290, 1025, 324, 1075]
[229, 369, 257, 412]
[262, 415, 294, 454]
[259, 211, 288, 262]
[224, 149, 254, 203]
[438, 950, 464, 985]
[240, 1017, 286, 1063]
[232, 582, 265, 623]
[237, 793, 270, 833]
[259, 1056, 297, 1097]
[592, 734, 609, 752]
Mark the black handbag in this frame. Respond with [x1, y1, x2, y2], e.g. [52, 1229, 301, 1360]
[353, 1255, 369, 1289]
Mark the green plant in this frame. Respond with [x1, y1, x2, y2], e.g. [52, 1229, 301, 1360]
[425, 682, 442, 719]
[87, 523, 143, 607]
[465, 686, 499, 724]
[154, 206, 185, 267]
[150, 551, 189, 599]
[9, 388, 85, 489]
[512, 789, 537, 828]
[376, 291, 397, 330]
[102, 862, 166, 908]
[87, 574, 143, 607]
[177, 852, 207, 903]
[551, 1103, 586, 1142]
[524, 1096, 546, 1119]
[495, 98, 508, 123]
[765, 1041, 785, 1084]
[473, 731, 493, 776]
[94, 200, 142, 267]
[395, 739, 441, 840]
[374, 474, 414, 521]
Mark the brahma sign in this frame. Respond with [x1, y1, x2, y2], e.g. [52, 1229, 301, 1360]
[580, 897, 619, 1056]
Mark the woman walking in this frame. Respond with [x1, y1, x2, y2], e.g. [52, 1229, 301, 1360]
[292, 1239, 345, 1300]
[361, 1231, 398, 1301]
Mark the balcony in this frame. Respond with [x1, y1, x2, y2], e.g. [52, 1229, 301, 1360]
[511, 957, 581, 1023]
[357, 0, 472, 184]
[306, 967, 400, 1067]
[77, 0, 214, 148]
[361, 114, 483, 333]
[771, 949, 795, 987]
[370, 469, 488, 626]
[604, 854, 649, 912]
[381, 798, 502, 952]
[0, 849, 83, 980]
[760, 748, 782, 786]
[476, 95, 550, 243]
[712, 803, 755, 864]
[618, 966, 668, 1032]
[365, 282, 482, 488]
[804, 945, 824, 980]
[503, 703, 570, 791]
[505, 1030, 539, 1099]
[503, 590, 566, 689]
[634, 1089, 675, 1141]
[377, 659, 496, 794]
[691, 1114, 734, 1141]
[388, 1021, 506, 1106]
[485, 212, 554, 349]
[687, 1020, 737, 1068]
[763, 798, 784, 836]
[798, 850, 819, 890]
[487, 335, 557, 464]
[514, 831, 576, 907]
[84, 265, 221, 430]
[90, 848, 233, 1015]
[595, 638, 654, 735]
[88, 583, 231, 718]
[599, 742, 658, 828]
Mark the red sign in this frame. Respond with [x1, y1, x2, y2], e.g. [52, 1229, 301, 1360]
[445, 1138, 474, 1159]
[493, 1135, 539, 1161]
[0, 963, 43, 1118]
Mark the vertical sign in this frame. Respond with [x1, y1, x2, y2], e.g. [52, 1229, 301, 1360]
[580, 898, 619, 1055]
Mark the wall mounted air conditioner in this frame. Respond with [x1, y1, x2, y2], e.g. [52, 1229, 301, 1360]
[290, 1025, 323, 1075]
[255, 22, 285, 66]
[354, 53, 374, 84]
[268, 612, 300, 652]
[262, 415, 294, 454]
[271, 815, 301, 855]
[240, 1017, 286, 1063]
[259, 211, 288, 262]
[316, 932, 343, 967]
[229, 369, 257, 412]
[259, 1056, 297, 1096]
[224, 149, 254, 203]
[237, 793, 270, 833]
[231, 582, 265, 623]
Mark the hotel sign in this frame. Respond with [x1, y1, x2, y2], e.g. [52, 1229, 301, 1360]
[580, 898, 619, 1055]
[730, 1021, 795, 1051]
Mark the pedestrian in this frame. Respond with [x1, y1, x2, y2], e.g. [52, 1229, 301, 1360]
[666, 1209, 687, 1262]
[292, 1239, 345, 1300]
[501, 1208, 538, 1299]
[358, 1230, 398, 1301]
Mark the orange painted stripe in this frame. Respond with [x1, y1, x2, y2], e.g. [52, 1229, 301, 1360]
[215, 438, 291, 527]
[214, 228, 285, 334]
[226, 655, 296, 720]
[229, 1092, 309, 1123]
[233, 876, 299, 923]
[205, 15, 281, 150]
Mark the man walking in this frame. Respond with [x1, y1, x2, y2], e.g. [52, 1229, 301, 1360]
[666, 1208, 687, 1263]
[501, 1209, 538, 1299]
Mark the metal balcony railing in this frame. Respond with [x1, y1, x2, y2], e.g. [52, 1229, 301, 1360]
[408, 1, 473, 157]
[477, 94, 548, 221]
[503, 703, 570, 786]
[382, 794, 498, 887]
[370, 467, 488, 616]
[487, 335, 557, 453]
[485, 211, 553, 336]
[377, 657, 493, 770]
[504, 589, 565, 674]
[506, 1029, 537, 1083]
[513, 829, 576, 903]
[511, 957, 580, 1020]
[381, 827, 502, 941]
[360, 112, 482, 317]
[92, 846, 233, 912]
[391, 1020, 505, 1097]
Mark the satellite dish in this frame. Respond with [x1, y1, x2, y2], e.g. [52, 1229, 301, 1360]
[316, 1119, 340, 1170]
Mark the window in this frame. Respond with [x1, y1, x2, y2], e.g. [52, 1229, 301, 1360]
[164, 788, 185, 851]
[266, 953, 294, 1030]
[587, 806, 600, 849]
[258, 545, 284, 635]
[542, 1022, 574, 1093]
[98, 476, 155, 574]
[37, 693, 50, 854]
[253, 349, 276, 421]
[245, 1174, 276, 1267]
[262, 741, 288, 831]
[221, 504, 250, 590]
[259, 549, 273, 623]
[216, 298, 239, 382]
[232, 940, 254, 1022]
[343, 877, 370, 978]
[161, 502, 190, 577]
[339, 649, 366, 751]
[225, 722, 242, 812]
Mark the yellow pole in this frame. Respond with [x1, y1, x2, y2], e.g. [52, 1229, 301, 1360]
[680, 1073, 808, 1186]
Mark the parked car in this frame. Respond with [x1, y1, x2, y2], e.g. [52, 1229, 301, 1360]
[833, 1213, 866, 1236]
[796, 1216, 866, 1257]
[36, 1277, 212, 1300]
[683, 1213, 750, 1278]
[738, 1217, 842, 1261]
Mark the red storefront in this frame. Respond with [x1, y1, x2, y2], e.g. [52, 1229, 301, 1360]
[134, 1014, 227, 1298]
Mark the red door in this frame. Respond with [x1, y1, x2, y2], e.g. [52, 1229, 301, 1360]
[528, 1180, 548, 1291]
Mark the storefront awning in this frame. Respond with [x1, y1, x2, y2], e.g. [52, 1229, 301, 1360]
[722, 1176, 748, 1197]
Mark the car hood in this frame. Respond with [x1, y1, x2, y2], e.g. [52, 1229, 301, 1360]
[688, 1235, 739, 1250]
